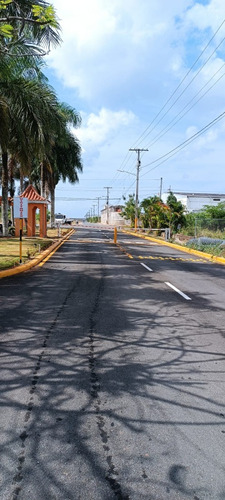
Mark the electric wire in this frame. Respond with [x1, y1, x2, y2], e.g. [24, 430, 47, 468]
[143, 63, 225, 152]
[141, 109, 225, 176]
[84, 20, 225, 208]
[134, 19, 225, 148]
[114, 18, 225, 187]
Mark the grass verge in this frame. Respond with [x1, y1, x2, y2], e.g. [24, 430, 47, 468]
[0, 228, 71, 270]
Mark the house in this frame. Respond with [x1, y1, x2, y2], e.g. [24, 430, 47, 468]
[101, 205, 126, 226]
[162, 191, 225, 213]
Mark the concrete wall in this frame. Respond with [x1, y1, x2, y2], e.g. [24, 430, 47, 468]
[186, 196, 225, 213]
[101, 206, 126, 226]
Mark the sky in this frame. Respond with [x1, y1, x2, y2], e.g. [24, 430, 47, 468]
[45, 0, 225, 218]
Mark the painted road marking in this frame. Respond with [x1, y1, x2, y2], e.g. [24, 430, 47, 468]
[138, 255, 206, 262]
[140, 262, 153, 272]
[116, 243, 133, 259]
[165, 282, 192, 301]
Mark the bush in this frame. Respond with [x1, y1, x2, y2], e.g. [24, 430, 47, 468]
[186, 237, 225, 256]
[186, 237, 224, 247]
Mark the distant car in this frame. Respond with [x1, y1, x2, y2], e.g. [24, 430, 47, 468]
[55, 214, 66, 225]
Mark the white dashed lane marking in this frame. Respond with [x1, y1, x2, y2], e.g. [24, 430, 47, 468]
[140, 263, 153, 272]
[165, 282, 192, 301]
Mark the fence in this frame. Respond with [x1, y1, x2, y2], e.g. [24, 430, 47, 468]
[124, 227, 171, 241]
[194, 218, 225, 238]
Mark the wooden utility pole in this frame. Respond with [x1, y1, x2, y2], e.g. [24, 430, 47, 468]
[129, 148, 148, 230]
[104, 187, 112, 224]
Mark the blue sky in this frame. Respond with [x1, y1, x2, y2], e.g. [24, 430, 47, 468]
[46, 0, 225, 218]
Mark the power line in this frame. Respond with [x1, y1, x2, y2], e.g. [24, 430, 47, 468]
[141, 109, 225, 176]
[112, 19, 225, 196]
[144, 63, 225, 151]
[133, 19, 225, 148]
[56, 197, 119, 201]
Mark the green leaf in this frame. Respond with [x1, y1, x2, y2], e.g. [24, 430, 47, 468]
[0, 24, 13, 38]
[0, 0, 12, 7]
[32, 4, 58, 28]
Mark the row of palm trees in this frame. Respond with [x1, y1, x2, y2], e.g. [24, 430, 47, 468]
[0, 1, 82, 235]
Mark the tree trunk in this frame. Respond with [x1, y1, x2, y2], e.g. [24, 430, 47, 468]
[20, 170, 24, 194]
[40, 162, 47, 198]
[9, 156, 15, 198]
[1, 151, 9, 237]
[40, 162, 43, 197]
[50, 184, 55, 227]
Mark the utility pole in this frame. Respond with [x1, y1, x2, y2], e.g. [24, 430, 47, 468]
[104, 187, 112, 224]
[159, 177, 163, 199]
[96, 197, 101, 222]
[129, 148, 148, 230]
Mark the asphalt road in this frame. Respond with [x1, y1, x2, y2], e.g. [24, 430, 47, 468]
[0, 227, 225, 500]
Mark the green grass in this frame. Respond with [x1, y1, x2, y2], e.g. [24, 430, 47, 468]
[0, 228, 71, 270]
[0, 238, 54, 270]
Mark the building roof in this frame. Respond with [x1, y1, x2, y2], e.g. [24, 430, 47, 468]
[21, 185, 49, 203]
[166, 191, 225, 198]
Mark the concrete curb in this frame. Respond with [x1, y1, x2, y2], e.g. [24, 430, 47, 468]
[121, 229, 225, 266]
[0, 229, 75, 279]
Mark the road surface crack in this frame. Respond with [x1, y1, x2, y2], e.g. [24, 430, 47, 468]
[88, 263, 129, 500]
[10, 284, 77, 500]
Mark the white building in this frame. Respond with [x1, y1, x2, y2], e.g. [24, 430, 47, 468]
[162, 192, 225, 213]
[101, 205, 126, 226]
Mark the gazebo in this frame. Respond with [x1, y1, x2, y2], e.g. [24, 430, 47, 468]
[15, 185, 49, 238]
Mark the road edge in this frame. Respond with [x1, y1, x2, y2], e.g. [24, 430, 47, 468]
[0, 229, 75, 279]
[121, 230, 225, 266]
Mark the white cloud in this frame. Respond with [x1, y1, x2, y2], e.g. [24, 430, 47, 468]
[75, 108, 136, 146]
[49, 0, 191, 104]
[48, 0, 225, 217]
[184, 0, 225, 32]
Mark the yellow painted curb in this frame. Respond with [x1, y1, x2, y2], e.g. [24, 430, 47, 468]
[0, 229, 75, 279]
[121, 230, 225, 266]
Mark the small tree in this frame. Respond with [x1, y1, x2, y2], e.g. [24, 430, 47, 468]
[166, 192, 186, 233]
[121, 194, 137, 227]
[140, 196, 169, 229]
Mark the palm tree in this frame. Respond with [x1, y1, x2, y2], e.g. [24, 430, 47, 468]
[0, 76, 60, 235]
[0, 3, 83, 234]
[48, 130, 82, 225]
[0, 0, 61, 235]
[140, 196, 168, 229]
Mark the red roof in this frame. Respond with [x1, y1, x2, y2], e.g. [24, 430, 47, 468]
[21, 185, 48, 203]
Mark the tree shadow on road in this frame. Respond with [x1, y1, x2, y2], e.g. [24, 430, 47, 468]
[0, 239, 225, 499]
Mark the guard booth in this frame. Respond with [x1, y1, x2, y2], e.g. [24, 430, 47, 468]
[15, 185, 49, 238]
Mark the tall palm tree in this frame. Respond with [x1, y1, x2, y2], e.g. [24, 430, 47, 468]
[48, 130, 82, 225]
[0, 76, 59, 235]
[0, 0, 61, 235]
